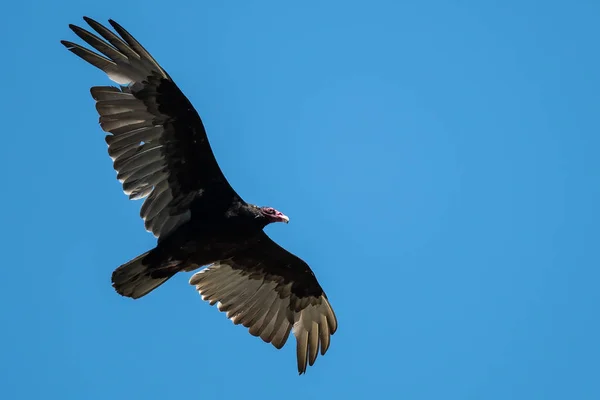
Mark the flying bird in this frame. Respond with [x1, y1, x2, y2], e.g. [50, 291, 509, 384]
[61, 17, 337, 374]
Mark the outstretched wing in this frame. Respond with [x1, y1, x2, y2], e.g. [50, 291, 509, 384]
[62, 17, 243, 239]
[189, 232, 337, 374]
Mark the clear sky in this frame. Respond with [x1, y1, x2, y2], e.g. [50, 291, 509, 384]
[1, 1, 599, 399]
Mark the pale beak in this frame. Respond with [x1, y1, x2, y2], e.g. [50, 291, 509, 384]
[280, 215, 290, 224]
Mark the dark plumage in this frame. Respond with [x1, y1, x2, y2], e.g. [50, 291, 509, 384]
[61, 17, 337, 374]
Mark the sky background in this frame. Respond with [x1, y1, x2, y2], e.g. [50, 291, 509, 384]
[1, 0, 599, 399]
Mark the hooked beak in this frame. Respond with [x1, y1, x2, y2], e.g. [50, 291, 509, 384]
[280, 214, 290, 224]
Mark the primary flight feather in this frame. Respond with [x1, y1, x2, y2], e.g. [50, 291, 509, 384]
[61, 17, 337, 374]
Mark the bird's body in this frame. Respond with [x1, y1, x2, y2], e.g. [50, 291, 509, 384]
[115, 203, 278, 298]
[62, 17, 336, 374]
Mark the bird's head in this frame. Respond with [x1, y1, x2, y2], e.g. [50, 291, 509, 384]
[260, 206, 290, 225]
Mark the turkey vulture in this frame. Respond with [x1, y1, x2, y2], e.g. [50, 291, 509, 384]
[61, 17, 337, 374]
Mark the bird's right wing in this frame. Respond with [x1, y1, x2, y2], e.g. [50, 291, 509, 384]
[189, 231, 337, 374]
[62, 17, 244, 239]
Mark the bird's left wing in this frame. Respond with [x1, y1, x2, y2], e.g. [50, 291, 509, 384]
[61, 17, 244, 239]
[189, 231, 337, 374]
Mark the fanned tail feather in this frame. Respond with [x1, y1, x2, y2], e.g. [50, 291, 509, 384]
[112, 251, 182, 299]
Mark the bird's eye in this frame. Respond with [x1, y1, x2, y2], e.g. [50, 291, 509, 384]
[267, 208, 275, 214]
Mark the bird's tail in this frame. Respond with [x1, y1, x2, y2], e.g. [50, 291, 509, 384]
[111, 250, 183, 299]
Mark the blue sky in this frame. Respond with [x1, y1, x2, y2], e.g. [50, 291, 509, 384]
[1, 0, 599, 398]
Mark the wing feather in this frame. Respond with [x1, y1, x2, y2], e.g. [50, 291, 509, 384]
[63, 17, 243, 239]
[189, 232, 337, 374]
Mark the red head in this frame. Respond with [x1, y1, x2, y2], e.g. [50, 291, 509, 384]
[260, 206, 290, 224]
